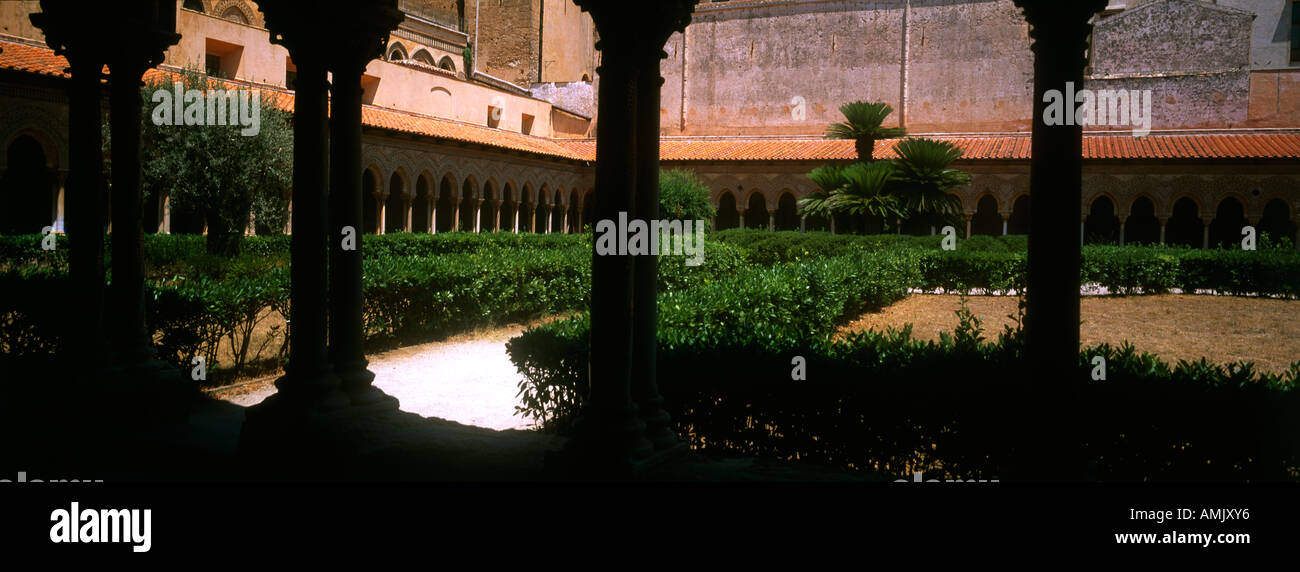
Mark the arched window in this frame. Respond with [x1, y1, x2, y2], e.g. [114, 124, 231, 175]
[438, 56, 457, 74]
[412, 49, 436, 67]
[221, 6, 249, 24]
[183, 0, 206, 12]
[387, 42, 408, 62]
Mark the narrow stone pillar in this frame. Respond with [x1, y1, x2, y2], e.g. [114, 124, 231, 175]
[1001, 216, 1009, 236]
[1118, 216, 1126, 246]
[631, 40, 679, 452]
[800, 215, 806, 232]
[513, 207, 520, 233]
[377, 195, 387, 234]
[768, 210, 776, 231]
[256, 44, 348, 410]
[1158, 217, 1167, 244]
[32, 5, 110, 372]
[474, 198, 483, 232]
[738, 209, 746, 229]
[451, 202, 460, 231]
[965, 215, 973, 238]
[327, 12, 401, 407]
[1202, 219, 1211, 249]
[563, 0, 698, 472]
[543, 205, 552, 233]
[1014, 1, 1108, 481]
[428, 200, 436, 234]
[104, 13, 181, 387]
[490, 199, 503, 232]
[830, 216, 836, 234]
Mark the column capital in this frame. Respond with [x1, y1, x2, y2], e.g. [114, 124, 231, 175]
[1014, 2, 1109, 43]
[577, 0, 696, 61]
[256, 0, 401, 72]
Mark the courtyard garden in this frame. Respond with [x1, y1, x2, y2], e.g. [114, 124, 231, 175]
[2, 227, 1297, 481]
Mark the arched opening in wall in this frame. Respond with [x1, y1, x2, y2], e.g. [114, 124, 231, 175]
[412, 174, 431, 233]
[221, 6, 250, 25]
[500, 184, 516, 232]
[183, 0, 205, 12]
[1209, 197, 1246, 249]
[436, 176, 454, 232]
[143, 189, 162, 234]
[1007, 195, 1030, 235]
[479, 181, 495, 232]
[745, 193, 767, 230]
[519, 185, 535, 233]
[1084, 196, 1119, 245]
[551, 197, 565, 233]
[775, 192, 799, 231]
[1126, 197, 1160, 245]
[385, 173, 407, 233]
[715, 192, 739, 230]
[972, 194, 1001, 236]
[438, 56, 456, 74]
[362, 168, 379, 234]
[582, 190, 595, 230]
[459, 179, 477, 232]
[387, 42, 407, 62]
[534, 189, 550, 233]
[1167, 197, 1201, 248]
[0, 135, 55, 235]
[568, 190, 581, 233]
[1258, 198, 1296, 247]
[412, 49, 436, 67]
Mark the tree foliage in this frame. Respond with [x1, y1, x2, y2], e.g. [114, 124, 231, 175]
[659, 168, 716, 222]
[133, 67, 293, 256]
[824, 101, 908, 162]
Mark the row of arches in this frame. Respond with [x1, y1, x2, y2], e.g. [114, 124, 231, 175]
[707, 186, 1297, 248]
[359, 167, 597, 235]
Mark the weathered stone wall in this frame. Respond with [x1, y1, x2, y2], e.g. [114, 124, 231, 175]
[664, 0, 1294, 135]
[1089, 0, 1254, 129]
[539, 0, 594, 82]
[669, 1, 908, 137]
[474, 0, 541, 86]
[903, 0, 1033, 133]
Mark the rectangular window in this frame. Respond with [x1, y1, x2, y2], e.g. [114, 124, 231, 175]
[520, 113, 535, 135]
[1292, 1, 1300, 63]
[205, 54, 222, 77]
[487, 105, 502, 129]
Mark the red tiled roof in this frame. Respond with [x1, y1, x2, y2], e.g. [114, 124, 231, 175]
[3, 38, 1298, 163]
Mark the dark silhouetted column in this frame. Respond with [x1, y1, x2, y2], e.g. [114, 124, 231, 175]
[250, 2, 349, 413]
[326, 1, 403, 407]
[1013, 1, 1108, 480]
[562, 0, 696, 473]
[31, 4, 110, 373]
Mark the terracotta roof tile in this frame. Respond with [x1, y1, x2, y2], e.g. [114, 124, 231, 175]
[2, 38, 1298, 163]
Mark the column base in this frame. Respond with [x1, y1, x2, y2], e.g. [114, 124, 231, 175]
[239, 385, 407, 478]
[92, 355, 193, 426]
[543, 410, 656, 479]
[334, 362, 401, 409]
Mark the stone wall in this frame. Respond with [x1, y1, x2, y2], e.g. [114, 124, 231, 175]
[474, 0, 541, 86]
[662, 0, 1296, 135]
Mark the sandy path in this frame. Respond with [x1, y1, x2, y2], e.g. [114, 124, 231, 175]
[842, 294, 1300, 375]
[211, 323, 539, 431]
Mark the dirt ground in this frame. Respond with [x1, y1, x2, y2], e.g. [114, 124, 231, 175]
[841, 294, 1299, 375]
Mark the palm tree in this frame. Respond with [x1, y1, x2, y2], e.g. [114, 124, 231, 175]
[888, 137, 971, 227]
[825, 101, 908, 162]
[798, 162, 900, 221]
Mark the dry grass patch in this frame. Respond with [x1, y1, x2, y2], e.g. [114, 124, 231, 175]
[841, 294, 1300, 375]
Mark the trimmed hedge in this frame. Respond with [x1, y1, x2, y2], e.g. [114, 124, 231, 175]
[507, 291, 1299, 480]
